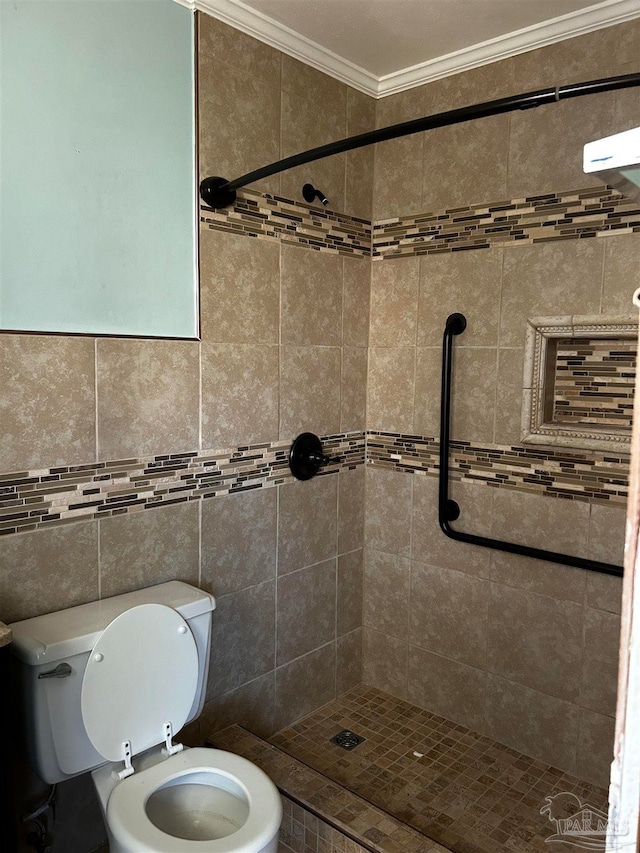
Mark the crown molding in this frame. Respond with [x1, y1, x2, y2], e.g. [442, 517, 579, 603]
[175, 0, 640, 99]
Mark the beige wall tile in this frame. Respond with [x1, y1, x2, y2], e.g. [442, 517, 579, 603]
[343, 257, 370, 348]
[500, 240, 604, 348]
[0, 522, 99, 623]
[494, 348, 524, 446]
[199, 228, 280, 344]
[412, 476, 492, 577]
[99, 502, 199, 598]
[201, 488, 277, 597]
[97, 339, 199, 459]
[576, 709, 615, 789]
[413, 347, 441, 438]
[199, 672, 276, 740]
[362, 627, 408, 699]
[277, 475, 338, 575]
[485, 674, 580, 774]
[586, 573, 622, 615]
[206, 580, 275, 699]
[367, 347, 415, 433]
[347, 89, 376, 135]
[410, 562, 489, 669]
[512, 21, 640, 90]
[198, 13, 280, 82]
[373, 135, 424, 221]
[0, 335, 95, 472]
[491, 488, 590, 559]
[277, 559, 336, 665]
[424, 59, 517, 114]
[337, 629, 362, 696]
[602, 234, 640, 315]
[281, 55, 346, 104]
[450, 347, 497, 443]
[337, 550, 363, 636]
[408, 646, 486, 733]
[202, 343, 279, 449]
[198, 49, 280, 196]
[346, 146, 374, 220]
[338, 466, 365, 555]
[581, 607, 620, 717]
[341, 347, 367, 432]
[365, 468, 412, 557]
[364, 549, 410, 640]
[281, 247, 343, 346]
[275, 643, 336, 730]
[507, 93, 617, 198]
[588, 503, 626, 568]
[417, 249, 502, 348]
[280, 346, 341, 439]
[489, 551, 586, 604]
[280, 87, 346, 210]
[487, 583, 583, 702]
[421, 114, 509, 212]
[369, 257, 419, 346]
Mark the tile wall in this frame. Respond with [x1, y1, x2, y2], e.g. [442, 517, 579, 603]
[2, 11, 639, 851]
[363, 18, 640, 787]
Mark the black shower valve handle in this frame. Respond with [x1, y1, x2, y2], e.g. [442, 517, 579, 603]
[289, 432, 337, 480]
[309, 451, 332, 467]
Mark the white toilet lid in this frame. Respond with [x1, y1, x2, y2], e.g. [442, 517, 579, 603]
[81, 603, 199, 761]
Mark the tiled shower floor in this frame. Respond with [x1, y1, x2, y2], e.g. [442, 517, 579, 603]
[270, 685, 609, 853]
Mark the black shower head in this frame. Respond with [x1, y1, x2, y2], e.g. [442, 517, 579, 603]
[302, 183, 329, 206]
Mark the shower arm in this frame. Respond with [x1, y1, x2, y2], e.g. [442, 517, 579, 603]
[439, 313, 624, 578]
[200, 71, 640, 209]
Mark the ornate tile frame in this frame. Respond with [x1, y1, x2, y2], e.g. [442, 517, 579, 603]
[521, 314, 637, 455]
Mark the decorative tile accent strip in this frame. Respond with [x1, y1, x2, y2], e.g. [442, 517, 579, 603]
[209, 725, 448, 853]
[0, 432, 365, 537]
[372, 187, 640, 259]
[201, 189, 371, 258]
[553, 337, 635, 430]
[366, 431, 629, 505]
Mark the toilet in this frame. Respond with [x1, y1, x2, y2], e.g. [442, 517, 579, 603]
[9, 581, 282, 853]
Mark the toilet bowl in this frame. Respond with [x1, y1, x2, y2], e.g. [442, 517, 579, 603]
[93, 746, 281, 853]
[10, 582, 282, 853]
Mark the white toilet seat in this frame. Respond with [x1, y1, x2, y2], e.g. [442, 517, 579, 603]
[107, 747, 282, 853]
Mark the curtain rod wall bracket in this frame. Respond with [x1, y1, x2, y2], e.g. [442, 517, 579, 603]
[200, 176, 236, 210]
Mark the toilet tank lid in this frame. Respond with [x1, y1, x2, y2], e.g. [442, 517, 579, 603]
[9, 581, 215, 666]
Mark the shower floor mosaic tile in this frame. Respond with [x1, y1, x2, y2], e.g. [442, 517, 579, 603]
[270, 686, 609, 853]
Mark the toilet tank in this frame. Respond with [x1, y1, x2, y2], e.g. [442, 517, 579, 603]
[9, 581, 215, 784]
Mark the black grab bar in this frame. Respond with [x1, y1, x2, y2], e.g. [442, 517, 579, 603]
[438, 313, 623, 577]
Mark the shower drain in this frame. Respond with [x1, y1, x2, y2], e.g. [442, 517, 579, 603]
[330, 729, 365, 750]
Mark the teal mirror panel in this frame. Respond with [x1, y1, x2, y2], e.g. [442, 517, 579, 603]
[1, 0, 197, 338]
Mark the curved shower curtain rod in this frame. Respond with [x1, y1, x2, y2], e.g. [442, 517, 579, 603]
[200, 71, 640, 209]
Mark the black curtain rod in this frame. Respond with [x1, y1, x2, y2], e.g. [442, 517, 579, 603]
[200, 71, 640, 209]
[439, 313, 623, 578]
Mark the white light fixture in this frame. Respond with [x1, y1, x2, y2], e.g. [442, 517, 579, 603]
[584, 126, 640, 201]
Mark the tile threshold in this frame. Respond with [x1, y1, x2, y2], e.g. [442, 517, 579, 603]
[208, 725, 449, 853]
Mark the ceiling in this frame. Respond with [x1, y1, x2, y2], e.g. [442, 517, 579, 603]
[179, 0, 640, 97]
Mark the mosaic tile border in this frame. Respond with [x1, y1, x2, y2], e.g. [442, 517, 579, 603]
[201, 189, 371, 258]
[201, 186, 639, 262]
[209, 725, 448, 853]
[0, 427, 629, 537]
[366, 431, 629, 506]
[372, 186, 639, 259]
[0, 433, 365, 537]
